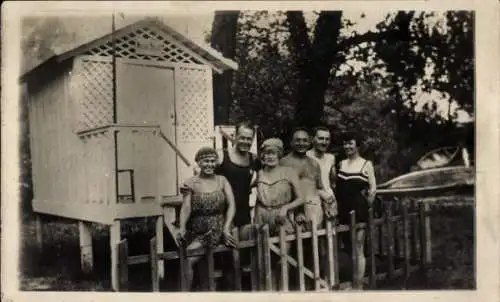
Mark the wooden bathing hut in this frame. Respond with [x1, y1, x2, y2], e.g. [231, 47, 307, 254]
[20, 17, 239, 290]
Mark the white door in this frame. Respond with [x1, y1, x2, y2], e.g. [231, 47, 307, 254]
[116, 61, 177, 202]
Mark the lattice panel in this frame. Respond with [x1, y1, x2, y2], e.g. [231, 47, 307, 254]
[74, 59, 113, 131]
[176, 67, 212, 142]
[85, 26, 203, 64]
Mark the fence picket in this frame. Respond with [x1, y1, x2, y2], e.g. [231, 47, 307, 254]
[262, 225, 272, 290]
[410, 199, 420, 261]
[118, 239, 129, 291]
[402, 201, 411, 284]
[179, 242, 189, 291]
[349, 211, 360, 289]
[256, 225, 264, 290]
[419, 202, 429, 287]
[206, 246, 216, 291]
[367, 207, 377, 289]
[279, 226, 289, 291]
[249, 224, 259, 291]
[325, 220, 336, 289]
[150, 237, 159, 292]
[296, 224, 305, 291]
[386, 203, 395, 281]
[311, 218, 321, 291]
[232, 227, 242, 291]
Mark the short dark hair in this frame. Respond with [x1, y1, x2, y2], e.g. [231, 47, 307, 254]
[235, 121, 255, 136]
[341, 131, 362, 145]
[313, 126, 331, 137]
[291, 126, 310, 139]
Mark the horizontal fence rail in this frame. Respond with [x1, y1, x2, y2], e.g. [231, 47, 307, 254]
[116, 199, 432, 292]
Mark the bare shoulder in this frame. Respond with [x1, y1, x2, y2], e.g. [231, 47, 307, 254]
[279, 154, 293, 165]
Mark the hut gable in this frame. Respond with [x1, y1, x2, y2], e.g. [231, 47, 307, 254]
[21, 17, 238, 82]
[81, 20, 207, 65]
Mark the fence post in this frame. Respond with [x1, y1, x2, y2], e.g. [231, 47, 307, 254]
[232, 227, 242, 291]
[393, 198, 402, 259]
[150, 237, 159, 292]
[419, 202, 429, 287]
[279, 226, 289, 291]
[349, 211, 360, 289]
[378, 202, 386, 257]
[118, 239, 129, 291]
[367, 207, 377, 289]
[256, 224, 264, 290]
[249, 224, 259, 291]
[311, 217, 321, 291]
[402, 200, 411, 286]
[423, 202, 432, 264]
[179, 241, 188, 291]
[295, 223, 305, 291]
[261, 225, 272, 290]
[385, 202, 395, 281]
[410, 199, 420, 262]
[325, 220, 336, 290]
[206, 246, 216, 291]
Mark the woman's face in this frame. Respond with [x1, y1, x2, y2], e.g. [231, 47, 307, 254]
[343, 139, 359, 157]
[197, 156, 218, 175]
[261, 148, 280, 167]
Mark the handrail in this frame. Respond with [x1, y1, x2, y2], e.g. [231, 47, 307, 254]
[157, 128, 192, 167]
[77, 123, 192, 167]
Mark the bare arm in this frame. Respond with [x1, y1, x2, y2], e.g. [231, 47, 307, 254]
[179, 192, 192, 233]
[365, 161, 377, 204]
[329, 156, 336, 190]
[222, 176, 236, 232]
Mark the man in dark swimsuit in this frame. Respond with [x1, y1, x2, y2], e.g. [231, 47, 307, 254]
[215, 121, 259, 235]
[214, 121, 259, 290]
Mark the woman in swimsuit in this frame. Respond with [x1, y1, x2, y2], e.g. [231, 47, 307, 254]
[335, 132, 377, 289]
[253, 138, 306, 289]
[177, 147, 237, 290]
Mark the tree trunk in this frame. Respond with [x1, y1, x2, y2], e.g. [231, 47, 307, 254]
[287, 11, 343, 128]
[210, 11, 240, 125]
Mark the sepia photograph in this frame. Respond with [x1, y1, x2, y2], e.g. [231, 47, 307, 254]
[2, 1, 497, 299]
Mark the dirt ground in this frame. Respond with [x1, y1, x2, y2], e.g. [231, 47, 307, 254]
[19, 199, 474, 291]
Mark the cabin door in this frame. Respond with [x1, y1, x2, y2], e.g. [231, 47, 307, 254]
[116, 61, 177, 202]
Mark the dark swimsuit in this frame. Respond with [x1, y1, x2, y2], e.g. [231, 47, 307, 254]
[215, 150, 259, 228]
[336, 160, 370, 225]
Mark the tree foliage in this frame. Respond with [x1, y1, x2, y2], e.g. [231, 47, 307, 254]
[211, 10, 474, 180]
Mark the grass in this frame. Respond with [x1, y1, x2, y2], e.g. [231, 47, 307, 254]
[19, 197, 475, 291]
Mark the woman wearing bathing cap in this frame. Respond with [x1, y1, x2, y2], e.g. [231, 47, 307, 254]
[253, 138, 306, 290]
[177, 146, 237, 290]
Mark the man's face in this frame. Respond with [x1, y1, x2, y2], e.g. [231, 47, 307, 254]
[313, 129, 331, 153]
[291, 130, 310, 155]
[235, 127, 254, 153]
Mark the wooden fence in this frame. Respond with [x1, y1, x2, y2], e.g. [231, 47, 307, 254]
[116, 199, 431, 291]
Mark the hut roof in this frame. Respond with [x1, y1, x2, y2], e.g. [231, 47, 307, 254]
[20, 17, 238, 82]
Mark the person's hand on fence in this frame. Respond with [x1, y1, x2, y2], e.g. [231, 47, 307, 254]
[176, 228, 187, 246]
[294, 213, 308, 225]
[278, 207, 289, 225]
[223, 230, 237, 248]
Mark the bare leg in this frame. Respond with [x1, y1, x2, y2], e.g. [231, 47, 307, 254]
[185, 240, 203, 291]
[355, 229, 366, 289]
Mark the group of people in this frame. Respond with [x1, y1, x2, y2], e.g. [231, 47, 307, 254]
[176, 122, 377, 290]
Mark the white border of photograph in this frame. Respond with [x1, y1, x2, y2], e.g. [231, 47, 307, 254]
[2, 1, 499, 302]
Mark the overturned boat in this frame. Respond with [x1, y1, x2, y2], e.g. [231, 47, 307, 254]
[376, 146, 474, 199]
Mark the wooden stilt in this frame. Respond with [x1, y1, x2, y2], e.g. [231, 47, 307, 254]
[35, 214, 43, 250]
[155, 216, 165, 279]
[110, 219, 121, 292]
[78, 221, 94, 273]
